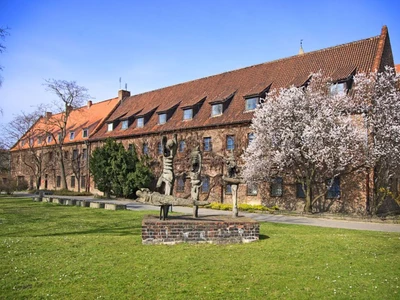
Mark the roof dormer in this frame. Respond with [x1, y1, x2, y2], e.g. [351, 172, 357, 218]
[209, 91, 236, 117]
[156, 102, 180, 125]
[180, 97, 206, 121]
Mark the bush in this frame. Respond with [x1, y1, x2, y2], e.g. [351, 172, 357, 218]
[16, 178, 29, 191]
[0, 177, 17, 195]
[52, 189, 92, 196]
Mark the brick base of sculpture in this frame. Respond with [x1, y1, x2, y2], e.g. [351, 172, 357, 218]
[142, 215, 259, 245]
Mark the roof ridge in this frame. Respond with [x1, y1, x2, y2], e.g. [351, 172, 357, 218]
[128, 34, 381, 99]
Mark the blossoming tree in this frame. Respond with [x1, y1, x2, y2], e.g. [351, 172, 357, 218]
[353, 67, 400, 214]
[242, 72, 366, 213]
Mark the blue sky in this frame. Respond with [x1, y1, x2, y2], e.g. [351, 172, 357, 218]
[0, 0, 399, 125]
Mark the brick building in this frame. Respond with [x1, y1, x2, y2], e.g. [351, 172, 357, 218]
[10, 26, 397, 213]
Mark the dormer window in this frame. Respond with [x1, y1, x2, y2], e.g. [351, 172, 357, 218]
[330, 82, 347, 96]
[47, 135, 52, 143]
[21, 140, 25, 147]
[137, 117, 144, 128]
[38, 136, 43, 144]
[107, 123, 113, 132]
[183, 108, 193, 120]
[245, 97, 259, 111]
[69, 131, 75, 140]
[211, 104, 223, 116]
[82, 128, 88, 138]
[121, 120, 129, 130]
[158, 113, 167, 125]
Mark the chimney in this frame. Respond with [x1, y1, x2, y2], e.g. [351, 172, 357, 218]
[118, 89, 131, 101]
[87, 100, 93, 108]
[45, 112, 52, 120]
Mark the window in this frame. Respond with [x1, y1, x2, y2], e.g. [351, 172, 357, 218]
[203, 137, 212, 152]
[71, 176, 75, 188]
[248, 133, 255, 146]
[38, 136, 43, 144]
[121, 120, 129, 130]
[48, 151, 53, 160]
[183, 108, 193, 120]
[29, 137, 34, 146]
[72, 149, 78, 160]
[326, 177, 340, 198]
[226, 184, 232, 195]
[157, 142, 163, 155]
[82, 148, 87, 160]
[247, 182, 258, 196]
[158, 113, 167, 124]
[82, 128, 88, 138]
[270, 177, 283, 197]
[69, 131, 75, 140]
[128, 144, 133, 152]
[107, 123, 113, 132]
[64, 151, 69, 159]
[179, 140, 186, 152]
[245, 97, 258, 111]
[58, 133, 62, 142]
[296, 183, 306, 198]
[56, 176, 61, 188]
[21, 140, 25, 147]
[226, 135, 235, 151]
[47, 135, 52, 143]
[177, 176, 185, 192]
[330, 82, 346, 95]
[81, 175, 86, 189]
[201, 176, 210, 193]
[211, 104, 223, 116]
[143, 143, 149, 155]
[137, 117, 144, 128]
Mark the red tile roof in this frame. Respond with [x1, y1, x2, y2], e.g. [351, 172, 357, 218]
[12, 98, 119, 151]
[90, 27, 392, 141]
[396, 64, 400, 74]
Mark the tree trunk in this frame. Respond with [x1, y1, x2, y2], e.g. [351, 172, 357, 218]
[58, 149, 68, 190]
[303, 177, 313, 213]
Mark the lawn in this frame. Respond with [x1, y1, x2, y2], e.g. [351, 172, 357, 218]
[1, 196, 399, 299]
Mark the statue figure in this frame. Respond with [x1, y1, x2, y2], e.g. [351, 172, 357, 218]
[222, 151, 244, 218]
[225, 151, 238, 178]
[156, 134, 177, 217]
[157, 134, 178, 195]
[136, 188, 209, 220]
[190, 146, 202, 217]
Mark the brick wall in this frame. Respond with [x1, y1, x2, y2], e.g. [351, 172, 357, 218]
[142, 215, 259, 245]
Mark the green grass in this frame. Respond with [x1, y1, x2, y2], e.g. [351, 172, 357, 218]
[1, 196, 399, 299]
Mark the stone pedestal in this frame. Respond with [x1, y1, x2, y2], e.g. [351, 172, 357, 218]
[53, 198, 64, 205]
[105, 203, 126, 210]
[90, 202, 105, 209]
[64, 199, 77, 206]
[142, 215, 259, 245]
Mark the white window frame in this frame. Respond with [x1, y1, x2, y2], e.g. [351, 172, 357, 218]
[211, 104, 223, 116]
[158, 113, 167, 125]
[137, 117, 144, 128]
[121, 120, 129, 130]
[107, 123, 113, 132]
[245, 97, 258, 111]
[183, 108, 193, 120]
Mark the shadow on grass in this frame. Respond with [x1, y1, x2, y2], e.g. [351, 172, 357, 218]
[259, 234, 270, 240]
[30, 225, 143, 237]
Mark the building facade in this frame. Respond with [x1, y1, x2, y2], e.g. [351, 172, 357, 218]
[10, 26, 397, 213]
